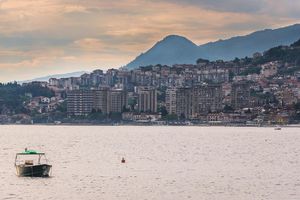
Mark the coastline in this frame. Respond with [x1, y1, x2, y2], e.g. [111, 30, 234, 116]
[1, 123, 300, 128]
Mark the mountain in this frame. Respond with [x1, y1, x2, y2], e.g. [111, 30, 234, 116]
[198, 24, 300, 60]
[19, 71, 87, 84]
[126, 35, 200, 68]
[126, 24, 300, 69]
[257, 38, 300, 68]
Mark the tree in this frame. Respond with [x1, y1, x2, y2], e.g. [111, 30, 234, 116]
[109, 112, 122, 121]
[158, 106, 168, 117]
[233, 57, 240, 63]
[56, 101, 67, 112]
[164, 114, 178, 121]
[229, 71, 235, 81]
[128, 98, 137, 111]
[88, 111, 106, 121]
[122, 105, 130, 112]
[196, 58, 210, 64]
[223, 105, 234, 113]
[294, 102, 300, 111]
[291, 39, 300, 47]
[240, 66, 262, 75]
[157, 87, 166, 103]
[179, 113, 186, 120]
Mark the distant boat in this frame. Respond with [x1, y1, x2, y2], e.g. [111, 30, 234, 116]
[274, 126, 282, 130]
[15, 150, 52, 177]
[54, 121, 62, 125]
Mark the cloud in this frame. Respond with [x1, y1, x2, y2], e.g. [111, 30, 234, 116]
[73, 38, 104, 52]
[264, 0, 300, 18]
[63, 4, 88, 13]
[0, 0, 299, 82]
[155, 0, 300, 17]
[157, 0, 263, 13]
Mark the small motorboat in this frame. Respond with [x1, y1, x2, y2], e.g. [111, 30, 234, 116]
[274, 126, 282, 130]
[15, 149, 52, 177]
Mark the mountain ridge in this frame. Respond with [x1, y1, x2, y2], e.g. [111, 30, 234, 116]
[18, 71, 88, 84]
[126, 24, 300, 69]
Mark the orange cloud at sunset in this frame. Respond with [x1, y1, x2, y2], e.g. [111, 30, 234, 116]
[0, 0, 299, 82]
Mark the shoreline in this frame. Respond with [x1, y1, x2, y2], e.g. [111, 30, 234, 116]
[1, 123, 300, 128]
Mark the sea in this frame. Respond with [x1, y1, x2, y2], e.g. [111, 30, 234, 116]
[0, 125, 299, 200]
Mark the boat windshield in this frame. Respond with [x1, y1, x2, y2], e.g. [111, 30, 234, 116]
[15, 150, 48, 165]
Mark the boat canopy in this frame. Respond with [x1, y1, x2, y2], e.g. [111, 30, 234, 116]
[16, 150, 45, 155]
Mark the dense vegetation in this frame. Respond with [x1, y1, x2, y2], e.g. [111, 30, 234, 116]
[0, 82, 54, 114]
[226, 38, 300, 76]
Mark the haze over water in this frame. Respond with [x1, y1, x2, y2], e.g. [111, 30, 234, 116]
[0, 125, 299, 200]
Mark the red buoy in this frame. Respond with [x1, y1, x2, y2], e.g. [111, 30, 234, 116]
[121, 158, 126, 163]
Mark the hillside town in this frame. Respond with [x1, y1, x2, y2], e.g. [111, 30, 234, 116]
[1, 40, 300, 125]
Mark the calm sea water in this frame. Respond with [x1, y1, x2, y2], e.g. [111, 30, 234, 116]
[0, 125, 299, 200]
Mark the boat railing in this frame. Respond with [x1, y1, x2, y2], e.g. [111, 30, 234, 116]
[15, 154, 49, 166]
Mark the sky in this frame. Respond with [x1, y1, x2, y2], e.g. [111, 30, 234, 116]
[0, 0, 300, 82]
